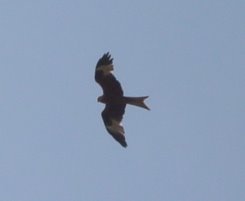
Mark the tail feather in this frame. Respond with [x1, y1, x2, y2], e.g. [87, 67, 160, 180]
[124, 96, 150, 110]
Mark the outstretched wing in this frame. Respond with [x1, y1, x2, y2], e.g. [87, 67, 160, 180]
[101, 103, 127, 147]
[95, 52, 123, 97]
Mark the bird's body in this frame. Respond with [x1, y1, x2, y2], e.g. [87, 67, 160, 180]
[98, 95, 149, 110]
[95, 52, 149, 147]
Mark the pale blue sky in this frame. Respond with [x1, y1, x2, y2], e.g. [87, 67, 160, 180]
[0, 0, 244, 201]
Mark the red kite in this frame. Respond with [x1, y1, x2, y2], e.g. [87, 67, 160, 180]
[95, 52, 149, 147]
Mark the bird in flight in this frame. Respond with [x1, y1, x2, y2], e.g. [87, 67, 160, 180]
[95, 52, 149, 147]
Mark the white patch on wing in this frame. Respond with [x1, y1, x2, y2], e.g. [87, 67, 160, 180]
[106, 119, 125, 135]
[96, 64, 114, 75]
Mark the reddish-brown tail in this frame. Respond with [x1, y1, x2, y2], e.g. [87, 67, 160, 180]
[123, 96, 150, 110]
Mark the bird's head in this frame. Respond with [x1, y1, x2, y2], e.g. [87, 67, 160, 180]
[97, 95, 106, 103]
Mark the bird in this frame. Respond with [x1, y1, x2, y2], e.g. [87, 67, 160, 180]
[95, 52, 150, 147]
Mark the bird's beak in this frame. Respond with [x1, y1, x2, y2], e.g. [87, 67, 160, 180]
[97, 96, 102, 102]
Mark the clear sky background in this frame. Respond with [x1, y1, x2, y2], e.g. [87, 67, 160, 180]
[0, 0, 244, 201]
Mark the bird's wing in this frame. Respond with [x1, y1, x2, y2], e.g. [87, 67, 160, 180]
[101, 103, 127, 147]
[95, 52, 123, 97]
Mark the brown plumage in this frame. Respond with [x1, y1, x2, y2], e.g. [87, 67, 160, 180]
[95, 52, 149, 147]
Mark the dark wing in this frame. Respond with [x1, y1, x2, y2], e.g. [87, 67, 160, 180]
[95, 52, 123, 97]
[101, 103, 127, 147]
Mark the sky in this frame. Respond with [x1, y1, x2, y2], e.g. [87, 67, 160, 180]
[0, 0, 244, 201]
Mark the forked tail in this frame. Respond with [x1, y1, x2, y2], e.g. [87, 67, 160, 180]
[124, 96, 150, 110]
